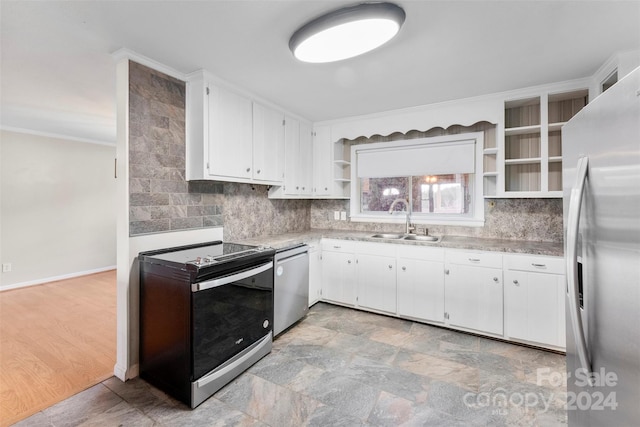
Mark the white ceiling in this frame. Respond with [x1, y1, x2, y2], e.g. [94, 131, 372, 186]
[1, 1, 639, 145]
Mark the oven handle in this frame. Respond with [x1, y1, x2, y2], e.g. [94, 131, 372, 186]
[191, 261, 273, 292]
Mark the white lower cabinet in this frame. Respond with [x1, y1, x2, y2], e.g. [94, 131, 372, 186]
[397, 246, 445, 323]
[308, 243, 321, 306]
[503, 254, 566, 348]
[444, 251, 504, 336]
[315, 239, 564, 350]
[320, 240, 356, 306]
[355, 242, 397, 314]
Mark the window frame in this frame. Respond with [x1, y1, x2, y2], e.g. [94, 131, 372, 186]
[350, 132, 485, 227]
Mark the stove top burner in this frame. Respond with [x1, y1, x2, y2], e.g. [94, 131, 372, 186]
[146, 241, 272, 270]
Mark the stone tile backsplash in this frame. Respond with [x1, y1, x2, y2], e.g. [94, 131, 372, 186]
[222, 183, 310, 241]
[310, 198, 563, 243]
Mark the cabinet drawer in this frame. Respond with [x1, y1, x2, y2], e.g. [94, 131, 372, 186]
[355, 241, 399, 256]
[397, 245, 444, 262]
[321, 239, 355, 253]
[445, 250, 503, 269]
[504, 254, 565, 275]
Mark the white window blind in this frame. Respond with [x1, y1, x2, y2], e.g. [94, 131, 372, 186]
[356, 139, 476, 178]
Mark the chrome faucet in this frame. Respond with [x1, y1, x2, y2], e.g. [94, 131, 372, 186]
[388, 198, 414, 234]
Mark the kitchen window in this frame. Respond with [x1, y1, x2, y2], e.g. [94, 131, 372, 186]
[351, 132, 485, 226]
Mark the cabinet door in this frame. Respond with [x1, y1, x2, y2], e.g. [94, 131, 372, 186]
[397, 258, 445, 322]
[252, 103, 284, 183]
[283, 117, 300, 195]
[356, 254, 396, 314]
[312, 125, 332, 196]
[504, 271, 565, 347]
[445, 265, 503, 335]
[207, 84, 253, 179]
[321, 251, 356, 306]
[308, 246, 321, 306]
[298, 121, 313, 196]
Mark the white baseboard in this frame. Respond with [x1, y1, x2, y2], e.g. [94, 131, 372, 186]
[0, 265, 117, 291]
[113, 362, 138, 381]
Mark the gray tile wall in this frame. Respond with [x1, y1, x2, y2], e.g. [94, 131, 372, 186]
[128, 61, 223, 236]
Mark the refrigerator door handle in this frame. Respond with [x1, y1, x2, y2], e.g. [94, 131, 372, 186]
[566, 155, 592, 379]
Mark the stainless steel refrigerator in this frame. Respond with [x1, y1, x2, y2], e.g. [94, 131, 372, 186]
[563, 66, 640, 426]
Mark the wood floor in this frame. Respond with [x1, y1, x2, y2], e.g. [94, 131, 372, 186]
[0, 270, 117, 427]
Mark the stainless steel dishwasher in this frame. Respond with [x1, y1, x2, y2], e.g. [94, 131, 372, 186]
[273, 244, 309, 336]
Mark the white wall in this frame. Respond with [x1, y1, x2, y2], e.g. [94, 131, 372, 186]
[0, 130, 117, 289]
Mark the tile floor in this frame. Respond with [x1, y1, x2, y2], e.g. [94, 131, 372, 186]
[14, 303, 567, 426]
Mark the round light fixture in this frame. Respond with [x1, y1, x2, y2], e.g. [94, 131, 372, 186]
[289, 2, 406, 63]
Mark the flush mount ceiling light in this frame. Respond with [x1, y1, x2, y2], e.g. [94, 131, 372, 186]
[289, 2, 406, 63]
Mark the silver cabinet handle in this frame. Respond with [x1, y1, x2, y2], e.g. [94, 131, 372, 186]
[513, 280, 519, 285]
[347, 260, 352, 264]
[388, 265, 393, 269]
[468, 258, 480, 262]
[567, 156, 591, 377]
[402, 266, 406, 271]
[493, 277, 499, 282]
[256, 169, 261, 174]
[333, 246, 341, 249]
[246, 167, 251, 172]
[444, 269, 450, 275]
[192, 261, 273, 292]
[531, 263, 546, 268]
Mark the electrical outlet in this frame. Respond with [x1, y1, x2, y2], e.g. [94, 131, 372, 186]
[2, 263, 11, 273]
[340, 211, 347, 221]
[334, 211, 340, 220]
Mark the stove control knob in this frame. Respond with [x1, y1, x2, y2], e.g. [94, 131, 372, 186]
[195, 257, 202, 265]
[204, 256, 215, 263]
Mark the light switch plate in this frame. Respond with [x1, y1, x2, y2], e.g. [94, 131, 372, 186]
[340, 211, 347, 220]
[334, 211, 340, 220]
[2, 263, 11, 273]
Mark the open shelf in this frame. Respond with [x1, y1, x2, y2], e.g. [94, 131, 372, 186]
[504, 125, 542, 136]
[505, 132, 541, 160]
[506, 163, 541, 192]
[505, 157, 542, 165]
[498, 88, 588, 197]
[505, 97, 541, 128]
[548, 90, 588, 123]
[332, 139, 352, 198]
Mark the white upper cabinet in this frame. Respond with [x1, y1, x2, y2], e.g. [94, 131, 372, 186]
[208, 84, 253, 180]
[252, 102, 285, 183]
[186, 72, 284, 185]
[312, 125, 332, 197]
[299, 121, 313, 196]
[275, 116, 313, 197]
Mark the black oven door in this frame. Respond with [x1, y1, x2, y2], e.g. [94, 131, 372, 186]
[190, 260, 273, 380]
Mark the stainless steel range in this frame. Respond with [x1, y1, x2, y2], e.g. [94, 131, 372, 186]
[138, 241, 275, 408]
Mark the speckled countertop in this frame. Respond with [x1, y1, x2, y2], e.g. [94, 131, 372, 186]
[235, 229, 564, 257]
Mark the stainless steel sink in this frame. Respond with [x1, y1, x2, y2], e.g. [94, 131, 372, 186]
[403, 235, 441, 242]
[370, 233, 405, 240]
[370, 233, 441, 243]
